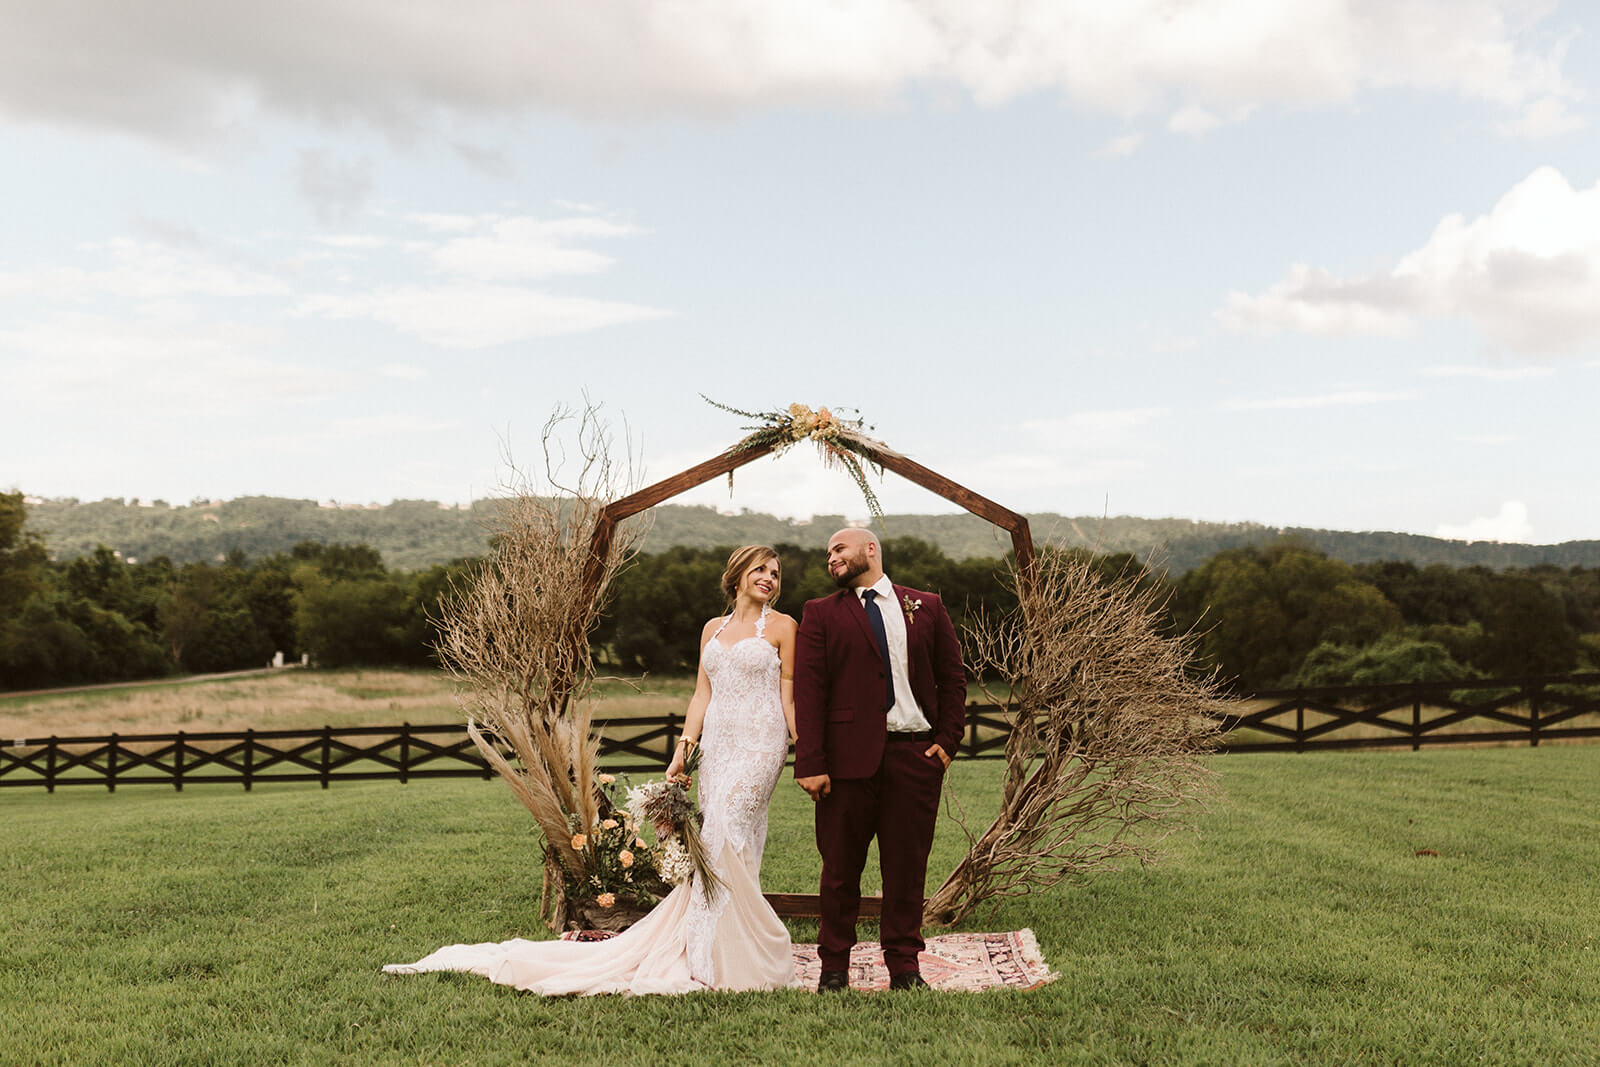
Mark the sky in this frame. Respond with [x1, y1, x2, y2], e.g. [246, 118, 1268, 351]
[3, 1, 1599, 546]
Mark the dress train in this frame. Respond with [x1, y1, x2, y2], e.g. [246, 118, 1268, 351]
[382, 840, 792, 995]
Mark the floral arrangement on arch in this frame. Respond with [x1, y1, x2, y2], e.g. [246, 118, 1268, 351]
[701, 396, 900, 521]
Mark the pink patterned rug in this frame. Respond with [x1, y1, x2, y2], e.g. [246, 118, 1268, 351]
[791, 929, 1056, 992]
[562, 927, 1057, 992]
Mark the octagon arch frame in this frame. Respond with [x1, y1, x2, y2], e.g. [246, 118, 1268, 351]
[580, 438, 1035, 605]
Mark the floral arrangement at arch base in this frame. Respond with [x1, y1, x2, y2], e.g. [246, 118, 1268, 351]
[559, 768, 720, 932]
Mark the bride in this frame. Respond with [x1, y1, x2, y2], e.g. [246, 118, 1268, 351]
[384, 545, 799, 994]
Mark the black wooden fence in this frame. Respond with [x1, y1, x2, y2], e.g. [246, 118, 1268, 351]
[1217, 672, 1600, 752]
[4, 675, 1597, 791]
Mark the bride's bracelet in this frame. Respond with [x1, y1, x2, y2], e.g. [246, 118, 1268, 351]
[675, 736, 698, 752]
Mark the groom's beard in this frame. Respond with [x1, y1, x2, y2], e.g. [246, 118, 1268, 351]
[831, 558, 868, 588]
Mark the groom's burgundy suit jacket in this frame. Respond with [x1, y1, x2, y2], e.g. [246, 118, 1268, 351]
[793, 584, 966, 780]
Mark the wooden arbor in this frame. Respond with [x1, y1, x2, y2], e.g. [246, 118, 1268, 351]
[579, 438, 1035, 608]
[574, 433, 1034, 918]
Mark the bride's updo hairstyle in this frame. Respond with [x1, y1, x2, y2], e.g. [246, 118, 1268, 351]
[721, 545, 780, 606]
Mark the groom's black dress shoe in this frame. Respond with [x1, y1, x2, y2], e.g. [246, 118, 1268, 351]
[889, 972, 929, 991]
[817, 970, 850, 993]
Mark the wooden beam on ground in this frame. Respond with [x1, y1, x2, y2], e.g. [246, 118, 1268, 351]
[764, 892, 882, 919]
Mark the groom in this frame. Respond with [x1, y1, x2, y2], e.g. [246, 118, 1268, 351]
[794, 528, 967, 992]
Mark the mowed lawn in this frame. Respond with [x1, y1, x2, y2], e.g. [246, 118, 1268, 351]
[5, 744, 1599, 1065]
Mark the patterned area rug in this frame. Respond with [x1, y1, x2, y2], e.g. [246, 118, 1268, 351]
[562, 928, 1057, 992]
[792, 929, 1056, 992]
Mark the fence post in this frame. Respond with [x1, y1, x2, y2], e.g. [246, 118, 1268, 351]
[400, 723, 410, 785]
[1529, 681, 1542, 748]
[1412, 693, 1422, 752]
[174, 730, 185, 792]
[46, 736, 57, 794]
[1295, 692, 1304, 754]
[244, 728, 255, 792]
[107, 732, 118, 793]
[320, 725, 331, 789]
[667, 711, 681, 764]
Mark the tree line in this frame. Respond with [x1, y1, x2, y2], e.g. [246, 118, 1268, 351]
[4, 491, 1597, 693]
[26, 494, 1600, 577]
[0, 492, 463, 689]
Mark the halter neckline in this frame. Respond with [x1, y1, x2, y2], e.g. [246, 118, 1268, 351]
[710, 602, 771, 646]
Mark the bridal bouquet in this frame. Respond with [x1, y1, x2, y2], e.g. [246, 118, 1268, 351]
[625, 751, 724, 900]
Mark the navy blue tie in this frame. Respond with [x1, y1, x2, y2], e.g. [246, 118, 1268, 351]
[862, 589, 896, 712]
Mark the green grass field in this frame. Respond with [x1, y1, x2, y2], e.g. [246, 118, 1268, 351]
[6, 746, 1599, 1065]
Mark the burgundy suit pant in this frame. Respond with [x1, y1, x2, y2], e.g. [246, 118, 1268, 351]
[814, 736, 945, 976]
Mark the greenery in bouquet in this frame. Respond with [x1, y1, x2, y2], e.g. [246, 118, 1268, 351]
[625, 747, 725, 901]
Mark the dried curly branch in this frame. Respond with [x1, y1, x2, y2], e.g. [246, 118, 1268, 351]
[925, 547, 1226, 926]
[434, 402, 649, 927]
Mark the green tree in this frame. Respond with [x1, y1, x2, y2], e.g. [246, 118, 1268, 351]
[1354, 561, 1492, 626]
[603, 547, 726, 672]
[1174, 540, 1402, 690]
[293, 570, 414, 667]
[1293, 634, 1481, 688]
[159, 561, 274, 673]
[1474, 576, 1578, 677]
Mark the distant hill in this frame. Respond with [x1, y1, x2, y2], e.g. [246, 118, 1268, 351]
[22, 495, 1600, 574]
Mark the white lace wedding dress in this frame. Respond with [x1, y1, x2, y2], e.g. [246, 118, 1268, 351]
[383, 606, 794, 994]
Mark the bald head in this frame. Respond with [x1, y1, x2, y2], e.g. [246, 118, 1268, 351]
[826, 527, 883, 589]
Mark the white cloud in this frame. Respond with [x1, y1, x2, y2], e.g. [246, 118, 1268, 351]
[0, 238, 286, 304]
[452, 141, 513, 178]
[1436, 500, 1534, 543]
[1022, 407, 1168, 441]
[0, 314, 346, 413]
[1422, 364, 1554, 380]
[431, 215, 641, 281]
[1168, 104, 1223, 136]
[316, 234, 389, 250]
[1219, 167, 1600, 353]
[408, 213, 479, 234]
[2, 208, 662, 409]
[297, 149, 373, 224]
[380, 362, 426, 380]
[1094, 131, 1145, 158]
[1456, 433, 1516, 445]
[295, 284, 668, 348]
[0, 237, 335, 412]
[1497, 93, 1585, 138]
[328, 414, 456, 437]
[931, 408, 1168, 507]
[1218, 265, 1421, 337]
[0, 1, 1574, 143]
[1224, 390, 1406, 411]
[293, 210, 667, 345]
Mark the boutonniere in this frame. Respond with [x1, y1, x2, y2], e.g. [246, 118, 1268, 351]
[902, 595, 922, 623]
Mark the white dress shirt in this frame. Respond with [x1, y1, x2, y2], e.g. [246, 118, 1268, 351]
[858, 574, 933, 733]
